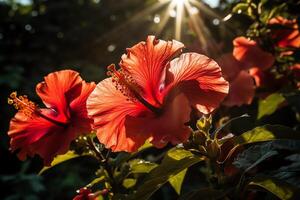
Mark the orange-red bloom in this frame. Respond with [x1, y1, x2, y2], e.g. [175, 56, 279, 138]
[269, 16, 300, 48]
[87, 36, 229, 152]
[7, 70, 95, 165]
[233, 37, 275, 70]
[217, 54, 255, 107]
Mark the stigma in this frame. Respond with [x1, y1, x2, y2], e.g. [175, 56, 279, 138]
[107, 64, 162, 114]
[8, 91, 68, 127]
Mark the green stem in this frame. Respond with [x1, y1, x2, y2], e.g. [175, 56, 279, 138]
[87, 137, 119, 194]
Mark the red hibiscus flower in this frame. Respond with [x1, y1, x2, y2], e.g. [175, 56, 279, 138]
[233, 36, 275, 70]
[7, 70, 95, 165]
[269, 16, 300, 48]
[87, 36, 229, 152]
[217, 54, 255, 107]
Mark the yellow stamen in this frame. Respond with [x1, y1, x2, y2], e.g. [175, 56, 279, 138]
[8, 91, 68, 127]
[8, 91, 36, 117]
[107, 64, 141, 101]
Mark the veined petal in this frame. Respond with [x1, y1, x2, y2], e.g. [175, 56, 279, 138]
[125, 92, 192, 148]
[8, 110, 73, 166]
[120, 36, 184, 105]
[36, 70, 84, 121]
[166, 53, 229, 114]
[87, 78, 150, 152]
[233, 37, 275, 70]
[8, 70, 95, 165]
[223, 71, 255, 107]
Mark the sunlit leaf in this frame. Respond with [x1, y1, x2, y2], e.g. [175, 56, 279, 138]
[123, 178, 137, 189]
[129, 159, 158, 174]
[87, 176, 106, 187]
[257, 93, 285, 119]
[231, 125, 300, 146]
[169, 169, 187, 195]
[39, 151, 89, 175]
[247, 176, 299, 200]
[129, 148, 204, 200]
[137, 140, 153, 152]
[220, 125, 300, 163]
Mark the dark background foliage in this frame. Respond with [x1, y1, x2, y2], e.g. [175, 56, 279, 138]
[0, 0, 299, 199]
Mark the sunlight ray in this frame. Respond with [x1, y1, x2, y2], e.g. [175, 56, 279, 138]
[96, 1, 169, 43]
[156, 1, 176, 36]
[175, 0, 185, 40]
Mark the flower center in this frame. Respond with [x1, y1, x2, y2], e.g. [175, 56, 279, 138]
[8, 91, 68, 127]
[107, 64, 162, 114]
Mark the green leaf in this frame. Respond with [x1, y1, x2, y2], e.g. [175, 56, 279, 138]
[137, 140, 153, 152]
[247, 177, 299, 200]
[39, 151, 86, 175]
[87, 176, 106, 187]
[257, 93, 285, 119]
[233, 142, 278, 172]
[129, 148, 204, 200]
[123, 178, 137, 189]
[268, 154, 300, 188]
[231, 125, 300, 146]
[129, 159, 158, 174]
[220, 125, 300, 162]
[169, 169, 187, 195]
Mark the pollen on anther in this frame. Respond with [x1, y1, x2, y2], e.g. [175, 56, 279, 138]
[106, 64, 143, 103]
[8, 91, 37, 117]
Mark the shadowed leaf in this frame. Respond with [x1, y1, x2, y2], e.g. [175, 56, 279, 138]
[179, 188, 229, 200]
[247, 176, 300, 200]
[233, 142, 278, 172]
[129, 148, 204, 200]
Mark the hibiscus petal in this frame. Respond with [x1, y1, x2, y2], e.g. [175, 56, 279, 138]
[166, 53, 229, 114]
[269, 17, 300, 48]
[120, 35, 184, 104]
[233, 37, 275, 70]
[67, 80, 96, 133]
[125, 92, 192, 148]
[87, 78, 150, 152]
[217, 53, 249, 81]
[223, 71, 255, 107]
[9, 70, 95, 165]
[8, 111, 71, 165]
[27, 127, 77, 165]
[36, 70, 84, 121]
